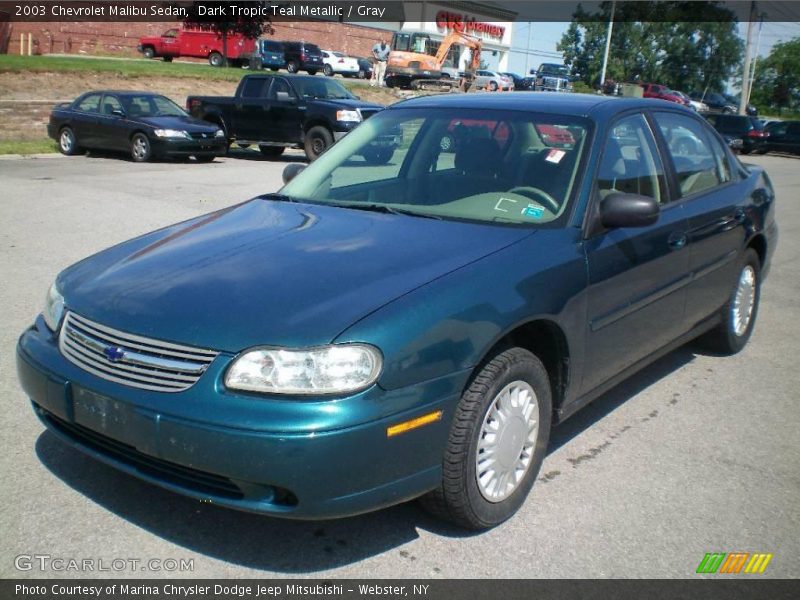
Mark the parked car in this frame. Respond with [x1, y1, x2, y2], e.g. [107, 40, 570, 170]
[281, 41, 324, 75]
[722, 93, 758, 117]
[356, 57, 373, 80]
[321, 50, 360, 77]
[672, 90, 708, 112]
[47, 91, 226, 162]
[187, 74, 386, 161]
[20, 94, 776, 530]
[137, 27, 256, 67]
[245, 39, 284, 71]
[690, 91, 737, 114]
[705, 113, 767, 154]
[531, 63, 572, 92]
[640, 83, 689, 106]
[473, 70, 514, 91]
[757, 120, 800, 155]
[501, 72, 534, 91]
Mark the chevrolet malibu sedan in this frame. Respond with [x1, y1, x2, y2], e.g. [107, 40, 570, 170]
[19, 94, 777, 529]
[48, 91, 227, 162]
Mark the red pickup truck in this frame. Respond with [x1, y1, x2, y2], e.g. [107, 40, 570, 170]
[138, 28, 256, 67]
[640, 83, 689, 106]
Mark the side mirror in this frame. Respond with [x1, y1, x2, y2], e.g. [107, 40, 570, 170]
[275, 91, 293, 103]
[282, 163, 306, 184]
[600, 192, 660, 229]
[111, 109, 126, 118]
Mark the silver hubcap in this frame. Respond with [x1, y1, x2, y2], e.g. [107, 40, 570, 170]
[476, 381, 539, 503]
[60, 131, 72, 152]
[731, 265, 756, 336]
[132, 137, 147, 160]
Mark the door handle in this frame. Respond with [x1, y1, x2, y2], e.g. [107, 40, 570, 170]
[735, 209, 746, 223]
[668, 232, 688, 250]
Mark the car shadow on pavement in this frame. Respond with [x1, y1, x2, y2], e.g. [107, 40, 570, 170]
[35, 344, 701, 570]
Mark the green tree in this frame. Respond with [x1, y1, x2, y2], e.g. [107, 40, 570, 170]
[750, 37, 800, 114]
[557, 1, 743, 93]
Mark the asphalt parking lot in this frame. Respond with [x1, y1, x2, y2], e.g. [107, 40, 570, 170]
[1, 151, 798, 579]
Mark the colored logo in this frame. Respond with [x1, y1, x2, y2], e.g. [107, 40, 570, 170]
[103, 345, 126, 362]
[696, 552, 773, 574]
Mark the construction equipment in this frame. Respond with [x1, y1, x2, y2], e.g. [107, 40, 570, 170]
[385, 31, 482, 92]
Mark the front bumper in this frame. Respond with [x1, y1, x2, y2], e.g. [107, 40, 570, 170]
[17, 318, 464, 519]
[151, 137, 227, 157]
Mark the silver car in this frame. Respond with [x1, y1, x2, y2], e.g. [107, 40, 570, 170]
[473, 70, 514, 92]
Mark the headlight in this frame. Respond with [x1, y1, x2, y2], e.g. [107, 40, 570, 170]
[336, 110, 362, 123]
[153, 129, 190, 139]
[214, 129, 225, 138]
[43, 282, 65, 332]
[225, 344, 382, 395]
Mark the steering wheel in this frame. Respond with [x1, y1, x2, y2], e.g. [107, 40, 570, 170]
[506, 186, 560, 214]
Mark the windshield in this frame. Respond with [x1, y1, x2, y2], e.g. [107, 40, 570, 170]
[292, 78, 354, 100]
[123, 95, 187, 118]
[281, 108, 590, 226]
[539, 64, 569, 77]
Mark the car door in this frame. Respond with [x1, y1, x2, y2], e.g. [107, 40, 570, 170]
[95, 94, 128, 151]
[71, 93, 103, 148]
[266, 77, 303, 143]
[232, 76, 270, 141]
[582, 113, 690, 394]
[652, 111, 748, 326]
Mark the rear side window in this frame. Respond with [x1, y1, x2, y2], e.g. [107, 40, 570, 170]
[262, 41, 282, 52]
[654, 112, 729, 197]
[241, 78, 267, 98]
[304, 44, 322, 54]
[75, 93, 101, 113]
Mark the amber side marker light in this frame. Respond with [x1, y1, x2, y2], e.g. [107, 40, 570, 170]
[386, 410, 443, 437]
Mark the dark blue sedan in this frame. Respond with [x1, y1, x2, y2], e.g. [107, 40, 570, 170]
[47, 91, 227, 162]
[19, 93, 777, 529]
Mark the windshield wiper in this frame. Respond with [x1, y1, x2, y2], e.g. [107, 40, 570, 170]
[336, 203, 442, 220]
[260, 193, 298, 203]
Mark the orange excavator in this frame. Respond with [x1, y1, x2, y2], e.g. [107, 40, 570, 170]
[385, 30, 482, 91]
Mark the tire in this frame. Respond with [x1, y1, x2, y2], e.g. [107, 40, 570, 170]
[208, 52, 223, 67]
[420, 347, 552, 529]
[162, 56, 173, 63]
[142, 47, 155, 59]
[699, 248, 761, 355]
[306, 69, 318, 76]
[194, 154, 216, 163]
[304, 126, 333, 161]
[358, 69, 367, 79]
[58, 127, 81, 156]
[323, 64, 334, 77]
[361, 148, 393, 165]
[489, 81, 499, 91]
[130, 133, 152, 162]
[259, 145, 285, 157]
[286, 60, 298, 73]
[740, 148, 752, 155]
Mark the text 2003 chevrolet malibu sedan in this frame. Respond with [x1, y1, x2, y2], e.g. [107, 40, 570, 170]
[18, 94, 777, 529]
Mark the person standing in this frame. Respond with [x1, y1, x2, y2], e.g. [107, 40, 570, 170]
[371, 38, 390, 87]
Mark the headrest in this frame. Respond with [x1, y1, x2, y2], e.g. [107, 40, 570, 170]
[455, 137, 501, 176]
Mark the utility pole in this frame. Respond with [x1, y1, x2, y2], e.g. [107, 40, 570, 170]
[739, 1, 757, 115]
[599, 0, 616, 88]
[746, 14, 764, 107]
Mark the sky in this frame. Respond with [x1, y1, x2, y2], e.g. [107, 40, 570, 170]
[504, 20, 800, 82]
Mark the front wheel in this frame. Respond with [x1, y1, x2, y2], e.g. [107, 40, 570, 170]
[304, 126, 333, 161]
[130, 133, 152, 162]
[208, 52, 223, 67]
[362, 148, 393, 165]
[286, 60, 298, 73]
[699, 249, 761, 354]
[323, 64, 334, 77]
[142, 47, 155, 59]
[58, 127, 81, 156]
[420, 347, 552, 529]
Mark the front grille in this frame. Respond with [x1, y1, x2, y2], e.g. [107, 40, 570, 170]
[188, 132, 213, 140]
[59, 312, 218, 393]
[40, 407, 244, 499]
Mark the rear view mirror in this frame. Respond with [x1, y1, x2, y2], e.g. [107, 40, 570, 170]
[282, 163, 306, 184]
[600, 192, 660, 229]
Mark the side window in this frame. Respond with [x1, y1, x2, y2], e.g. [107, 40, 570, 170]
[597, 114, 666, 203]
[268, 79, 294, 100]
[241, 78, 266, 98]
[75, 93, 101, 113]
[653, 112, 726, 197]
[101, 95, 123, 115]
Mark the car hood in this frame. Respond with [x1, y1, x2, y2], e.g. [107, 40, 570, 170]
[58, 199, 531, 352]
[136, 115, 220, 132]
[309, 98, 384, 112]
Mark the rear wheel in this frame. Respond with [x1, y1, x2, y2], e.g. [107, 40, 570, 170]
[306, 69, 318, 76]
[142, 47, 155, 59]
[420, 347, 552, 529]
[304, 126, 333, 161]
[286, 60, 298, 73]
[259, 145, 285, 158]
[130, 133, 152, 162]
[323, 64, 334, 77]
[362, 148, 393, 165]
[194, 154, 216, 163]
[208, 52, 223, 67]
[699, 249, 761, 355]
[58, 127, 81, 156]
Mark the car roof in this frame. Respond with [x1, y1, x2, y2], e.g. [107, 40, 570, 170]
[392, 92, 694, 119]
[80, 91, 165, 97]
